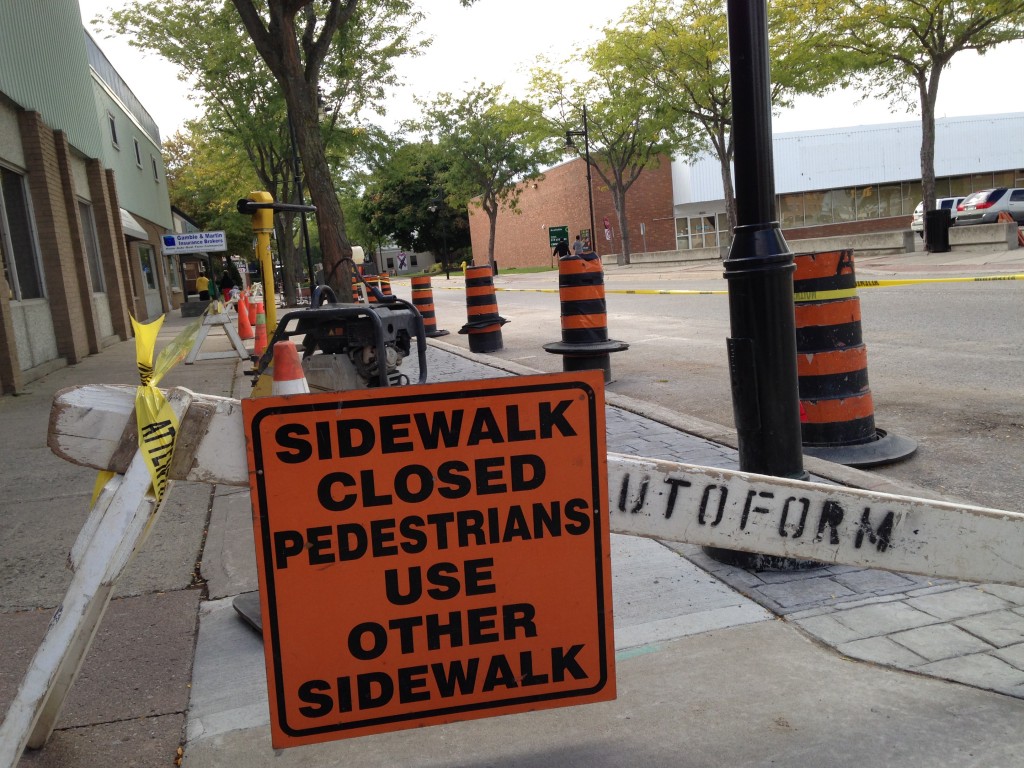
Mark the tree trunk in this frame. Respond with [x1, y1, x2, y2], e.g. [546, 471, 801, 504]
[275, 212, 298, 306]
[718, 142, 736, 233]
[485, 200, 498, 272]
[919, 66, 941, 215]
[231, 0, 353, 298]
[286, 83, 352, 296]
[612, 186, 631, 264]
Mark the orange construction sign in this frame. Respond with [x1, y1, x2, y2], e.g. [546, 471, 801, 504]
[242, 371, 615, 748]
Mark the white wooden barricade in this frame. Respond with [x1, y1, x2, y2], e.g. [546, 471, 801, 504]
[2, 383, 1023, 767]
[184, 303, 249, 364]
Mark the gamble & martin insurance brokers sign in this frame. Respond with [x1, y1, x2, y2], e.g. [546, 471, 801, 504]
[242, 372, 615, 748]
[161, 231, 227, 253]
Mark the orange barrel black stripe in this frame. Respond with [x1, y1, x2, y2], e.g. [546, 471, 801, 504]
[365, 276, 380, 304]
[379, 274, 392, 296]
[411, 275, 449, 337]
[351, 272, 362, 302]
[458, 264, 508, 353]
[542, 254, 628, 382]
[793, 249, 876, 446]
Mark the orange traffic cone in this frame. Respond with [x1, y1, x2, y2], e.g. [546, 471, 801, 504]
[237, 293, 254, 340]
[271, 342, 309, 396]
[247, 293, 257, 326]
[253, 301, 267, 359]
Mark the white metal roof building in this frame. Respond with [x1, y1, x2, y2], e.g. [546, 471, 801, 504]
[670, 112, 1024, 250]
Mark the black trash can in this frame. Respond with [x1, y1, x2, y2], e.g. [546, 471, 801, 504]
[924, 208, 951, 253]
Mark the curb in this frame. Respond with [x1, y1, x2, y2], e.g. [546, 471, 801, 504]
[426, 337, 955, 506]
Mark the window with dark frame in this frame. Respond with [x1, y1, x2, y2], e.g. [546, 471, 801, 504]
[0, 166, 44, 300]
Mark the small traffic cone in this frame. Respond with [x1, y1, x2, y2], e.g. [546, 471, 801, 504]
[253, 301, 267, 359]
[247, 293, 257, 326]
[237, 293, 254, 340]
[271, 342, 310, 396]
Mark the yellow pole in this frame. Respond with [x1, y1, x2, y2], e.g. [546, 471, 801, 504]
[247, 191, 278, 333]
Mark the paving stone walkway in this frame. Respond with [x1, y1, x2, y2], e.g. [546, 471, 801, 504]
[409, 342, 1024, 700]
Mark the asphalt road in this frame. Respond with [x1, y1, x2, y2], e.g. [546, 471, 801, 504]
[415, 262, 1023, 513]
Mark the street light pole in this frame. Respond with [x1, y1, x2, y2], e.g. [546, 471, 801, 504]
[707, 0, 810, 569]
[566, 104, 596, 256]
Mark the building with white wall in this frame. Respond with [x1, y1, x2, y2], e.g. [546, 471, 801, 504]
[671, 112, 1024, 252]
[0, 0, 174, 393]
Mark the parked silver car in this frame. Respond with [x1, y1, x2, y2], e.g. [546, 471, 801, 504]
[954, 187, 1024, 225]
[910, 197, 964, 236]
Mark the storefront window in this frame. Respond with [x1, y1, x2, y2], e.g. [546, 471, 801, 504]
[0, 167, 43, 300]
[138, 243, 157, 290]
[830, 189, 855, 222]
[992, 170, 1015, 188]
[779, 193, 804, 227]
[877, 186, 902, 218]
[79, 201, 105, 291]
[675, 217, 690, 250]
[947, 176, 972, 197]
[855, 186, 879, 220]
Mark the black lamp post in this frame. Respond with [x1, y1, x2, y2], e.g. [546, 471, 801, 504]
[705, 0, 812, 570]
[428, 193, 451, 280]
[565, 104, 596, 256]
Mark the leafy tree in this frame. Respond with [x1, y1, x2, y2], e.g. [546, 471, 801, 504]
[359, 141, 471, 270]
[229, 0, 445, 295]
[163, 122, 257, 259]
[418, 84, 558, 271]
[612, 0, 840, 230]
[530, 56, 677, 265]
[104, 0, 432, 298]
[106, 2, 308, 301]
[834, 0, 1024, 215]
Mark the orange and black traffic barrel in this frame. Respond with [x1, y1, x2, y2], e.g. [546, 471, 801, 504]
[379, 274, 392, 297]
[351, 272, 362, 302]
[365, 275, 381, 304]
[794, 249, 915, 467]
[458, 264, 508, 352]
[411, 275, 449, 337]
[543, 252, 627, 382]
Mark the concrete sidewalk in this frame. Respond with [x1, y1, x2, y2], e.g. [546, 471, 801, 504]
[2, 264, 1024, 766]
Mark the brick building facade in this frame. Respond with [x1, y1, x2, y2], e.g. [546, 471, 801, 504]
[468, 156, 676, 270]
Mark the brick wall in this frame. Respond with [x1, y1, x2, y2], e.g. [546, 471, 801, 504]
[468, 156, 676, 269]
[18, 111, 89, 364]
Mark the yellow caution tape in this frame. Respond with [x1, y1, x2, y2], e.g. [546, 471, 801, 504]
[793, 287, 860, 303]
[129, 309, 206, 501]
[855, 274, 1024, 288]
[433, 274, 1023, 301]
[88, 309, 206, 509]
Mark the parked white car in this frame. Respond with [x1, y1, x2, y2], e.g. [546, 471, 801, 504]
[910, 197, 964, 236]
[954, 188, 1024, 225]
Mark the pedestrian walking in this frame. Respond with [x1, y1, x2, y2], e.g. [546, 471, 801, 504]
[553, 238, 571, 259]
[218, 271, 235, 302]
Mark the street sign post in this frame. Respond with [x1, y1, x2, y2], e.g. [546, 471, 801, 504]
[548, 226, 569, 248]
[160, 231, 227, 254]
[242, 372, 615, 747]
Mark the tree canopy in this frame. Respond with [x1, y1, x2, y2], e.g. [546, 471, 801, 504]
[832, 0, 1024, 214]
[531, 47, 678, 264]
[105, 0, 432, 296]
[609, 0, 841, 229]
[417, 83, 558, 270]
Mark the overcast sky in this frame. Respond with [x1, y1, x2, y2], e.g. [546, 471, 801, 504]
[79, 0, 1023, 142]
